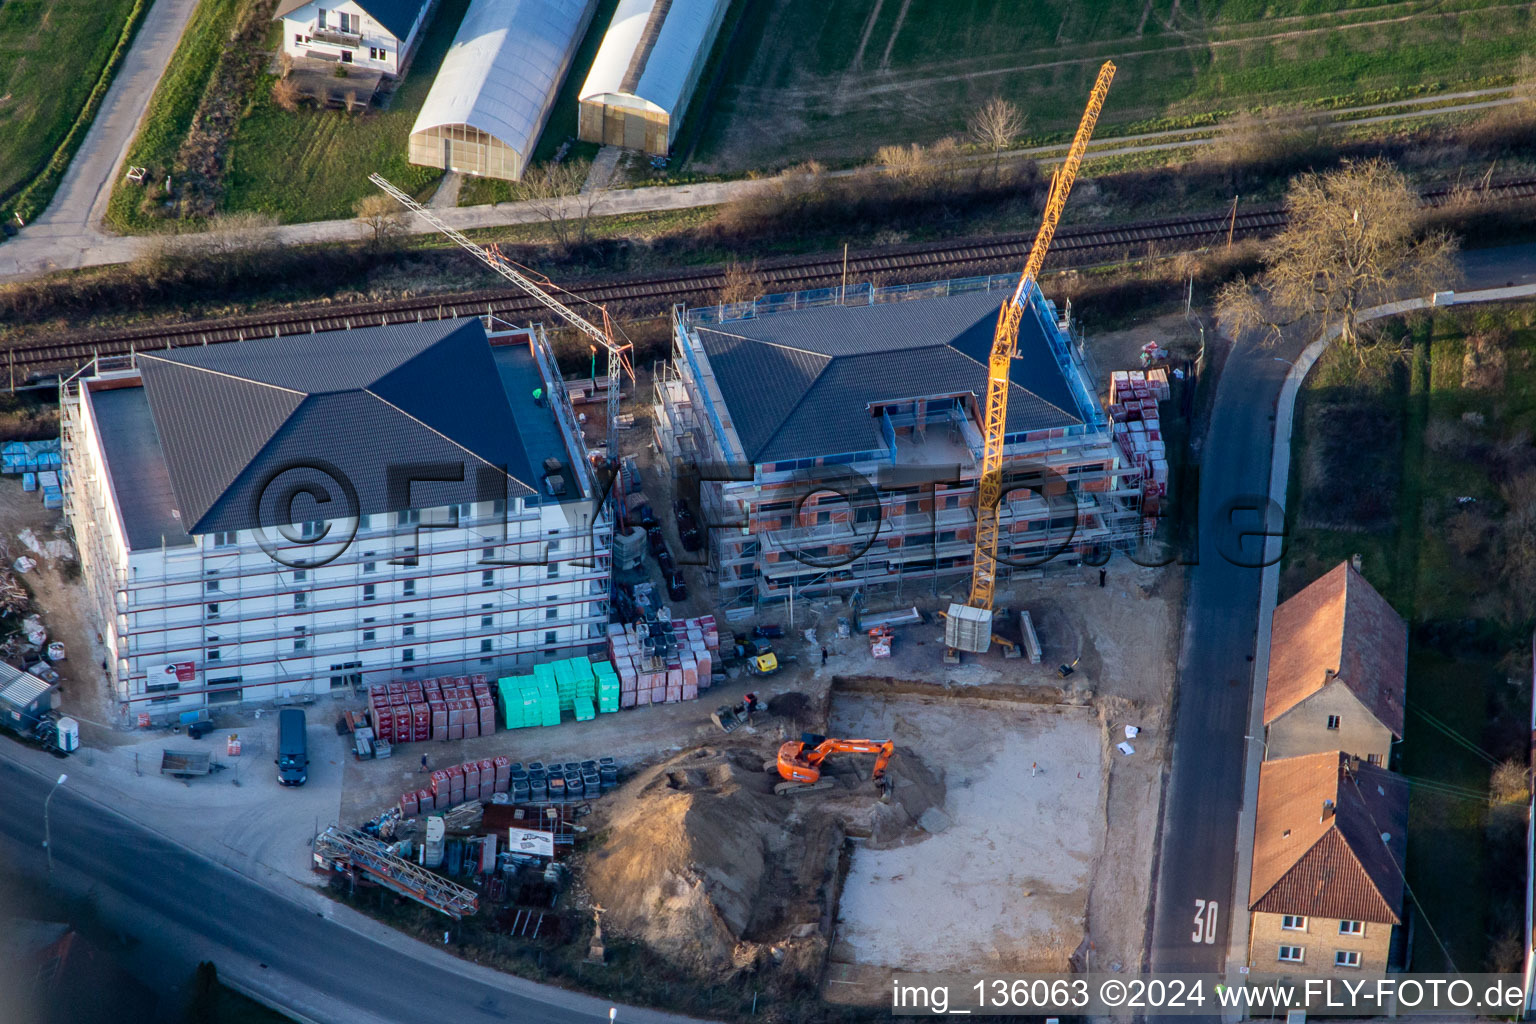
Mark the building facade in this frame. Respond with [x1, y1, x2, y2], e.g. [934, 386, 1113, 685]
[273, 0, 433, 75]
[652, 277, 1144, 610]
[61, 319, 610, 713]
[1264, 560, 1406, 765]
[1247, 751, 1409, 977]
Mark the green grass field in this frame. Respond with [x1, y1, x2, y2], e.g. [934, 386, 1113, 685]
[0, 0, 144, 210]
[690, 0, 1536, 172]
[219, 0, 473, 222]
[1284, 308, 1536, 970]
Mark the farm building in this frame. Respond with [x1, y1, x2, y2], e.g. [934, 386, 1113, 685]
[652, 277, 1146, 610]
[409, 0, 598, 181]
[577, 0, 729, 156]
[273, 0, 433, 76]
[60, 319, 612, 712]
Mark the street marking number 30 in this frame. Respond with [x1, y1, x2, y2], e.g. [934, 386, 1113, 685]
[1192, 899, 1219, 944]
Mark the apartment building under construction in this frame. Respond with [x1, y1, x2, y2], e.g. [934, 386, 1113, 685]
[61, 318, 611, 712]
[653, 276, 1144, 611]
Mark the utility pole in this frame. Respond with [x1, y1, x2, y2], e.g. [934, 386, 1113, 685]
[44, 773, 67, 882]
[1226, 195, 1239, 249]
[840, 243, 849, 304]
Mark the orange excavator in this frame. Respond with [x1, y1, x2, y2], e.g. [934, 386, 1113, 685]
[774, 732, 895, 798]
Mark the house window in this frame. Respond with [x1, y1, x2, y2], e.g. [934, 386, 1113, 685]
[300, 521, 323, 539]
[294, 592, 307, 610]
[402, 648, 415, 663]
[357, 514, 371, 531]
[205, 578, 221, 593]
[482, 569, 495, 587]
[1281, 915, 1307, 932]
[362, 583, 376, 601]
[402, 625, 415, 638]
[295, 32, 304, 44]
[456, 502, 473, 522]
[213, 531, 236, 547]
[207, 648, 221, 662]
[206, 603, 220, 620]
[294, 637, 307, 652]
[1277, 946, 1304, 963]
[480, 639, 493, 653]
[481, 615, 493, 628]
[363, 628, 376, 643]
[294, 569, 307, 582]
[544, 630, 557, 645]
[546, 606, 558, 620]
[1334, 950, 1361, 968]
[1326, 715, 1341, 730]
[1338, 920, 1364, 936]
[363, 561, 376, 574]
[1367, 753, 1383, 766]
[338, 11, 353, 31]
[402, 579, 416, 597]
[481, 546, 496, 562]
[316, 7, 327, 28]
[546, 561, 559, 578]
[493, 499, 507, 515]
[369, 45, 384, 60]
[397, 509, 420, 526]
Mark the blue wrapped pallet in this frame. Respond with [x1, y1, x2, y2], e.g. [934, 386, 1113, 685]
[21, 473, 35, 492]
[41, 487, 61, 510]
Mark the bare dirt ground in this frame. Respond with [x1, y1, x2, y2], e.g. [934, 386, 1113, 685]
[828, 697, 1103, 976]
[0, 477, 116, 742]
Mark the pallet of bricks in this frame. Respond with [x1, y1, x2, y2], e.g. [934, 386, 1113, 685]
[496, 656, 621, 730]
[606, 614, 718, 708]
[399, 755, 513, 816]
[367, 675, 498, 746]
[1107, 368, 1171, 535]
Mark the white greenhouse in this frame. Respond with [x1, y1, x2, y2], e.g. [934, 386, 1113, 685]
[408, 0, 598, 181]
[577, 0, 729, 157]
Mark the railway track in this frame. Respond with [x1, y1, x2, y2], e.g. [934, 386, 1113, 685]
[11, 176, 1536, 379]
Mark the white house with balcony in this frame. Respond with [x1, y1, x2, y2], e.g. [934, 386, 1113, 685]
[273, 0, 433, 75]
[59, 318, 611, 714]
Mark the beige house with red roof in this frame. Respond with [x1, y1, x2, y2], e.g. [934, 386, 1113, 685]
[1264, 561, 1406, 767]
[1248, 751, 1409, 975]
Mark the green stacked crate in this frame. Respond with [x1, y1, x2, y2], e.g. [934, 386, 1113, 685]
[520, 682, 541, 726]
[594, 659, 620, 713]
[573, 696, 596, 722]
[553, 660, 576, 712]
[498, 677, 524, 729]
[536, 674, 561, 726]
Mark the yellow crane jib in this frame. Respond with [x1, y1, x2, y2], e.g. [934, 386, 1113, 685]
[966, 60, 1115, 614]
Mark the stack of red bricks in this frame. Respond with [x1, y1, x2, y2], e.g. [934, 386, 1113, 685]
[1107, 369, 1170, 505]
[402, 755, 512, 815]
[368, 675, 498, 745]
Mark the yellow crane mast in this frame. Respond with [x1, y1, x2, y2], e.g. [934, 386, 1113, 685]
[967, 61, 1116, 613]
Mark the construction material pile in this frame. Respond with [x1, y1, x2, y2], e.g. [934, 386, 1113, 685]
[606, 615, 718, 707]
[369, 676, 496, 745]
[4, 441, 63, 510]
[1108, 368, 1171, 530]
[497, 656, 619, 729]
[400, 755, 513, 816]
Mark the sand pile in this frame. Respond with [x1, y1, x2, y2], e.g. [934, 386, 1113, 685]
[581, 747, 792, 972]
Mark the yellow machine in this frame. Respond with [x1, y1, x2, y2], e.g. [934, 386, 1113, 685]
[748, 652, 779, 676]
[965, 61, 1117, 623]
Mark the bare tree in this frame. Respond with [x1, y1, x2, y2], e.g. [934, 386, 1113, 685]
[968, 97, 1025, 181]
[1214, 159, 1459, 358]
[717, 259, 762, 305]
[515, 160, 601, 251]
[272, 76, 302, 112]
[354, 193, 406, 251]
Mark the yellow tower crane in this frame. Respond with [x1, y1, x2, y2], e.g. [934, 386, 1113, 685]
[966, 61, 1116, 616]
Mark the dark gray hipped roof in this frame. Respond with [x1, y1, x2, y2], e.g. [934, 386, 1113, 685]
[89, 386, 194, 550]
[692, 288, 1085, 463]
[273, 0, 428, 41]
[136, 319, 537, 535]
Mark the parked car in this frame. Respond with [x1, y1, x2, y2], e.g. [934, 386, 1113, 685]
[656, 548, 675, 574]
[666, 571, 688, 602]
[276, 708, 309, 786]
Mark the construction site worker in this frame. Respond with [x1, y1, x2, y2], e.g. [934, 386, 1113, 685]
[420, 753, 429, 773]
[821, 647, 829, 666]
[532, 386, 545, 407]
[1099, 568, 1107, 588]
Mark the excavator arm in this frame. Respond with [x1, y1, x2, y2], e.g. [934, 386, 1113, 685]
[776, 735, 896, 788]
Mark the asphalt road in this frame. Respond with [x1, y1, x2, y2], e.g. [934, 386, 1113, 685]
[0, 751, 698, 1024]
[1145, 242, 1536, 975]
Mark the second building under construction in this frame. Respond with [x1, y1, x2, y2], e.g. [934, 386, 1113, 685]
[653, 276, 1145, 611]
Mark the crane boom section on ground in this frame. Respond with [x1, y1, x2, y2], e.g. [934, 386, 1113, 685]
[967, 61, 1116, 612]
[367, 173, 633, 450]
